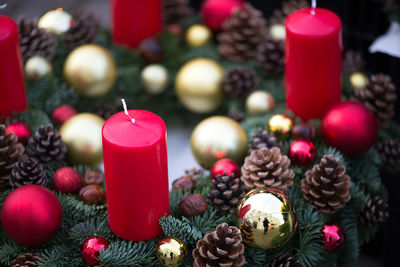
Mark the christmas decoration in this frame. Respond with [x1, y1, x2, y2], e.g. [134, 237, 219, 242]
[91, 103, 116, 120]
[268, 23, 286, 42]
[138, 38, 164, 63]
[141, 64, 169, 95]
[289, 140, 316, 167]
[175, 58, 225, 113]
[38, 8, 73, 35]
[184, 168, 205, 181]
[211, 158, 240, 179]
[201, 0, 244, 30]
[79, 184, 106, 205]
[185, 24, 212, 47]
[64, 44, 117, 98]
[10, 158, 46, 189]
[256, 38, 284, 77]
[269, 0, 310, 25]
[360, 195, 389, 227]
[82, 170, 105, 186]
[172, 176, 195, 191]
[228, 111, 246, 122]
[60, 113, 105, 166]
[10, 253, 41, 267]
[51, 104, 78, 125]
[376, 139, 400, 173]
[301, 155, 351, 214]
[179, 193, 208, 217]
[193, 223, 245, 267]
[343, 50, 365, 75]
[248, 127, 277, 153]
[53, 167, 82, 194]
[191, 116, 248, 169]
[292, 123, 317, 140]
[268, 114, 294, 140]
[0, 185, 62, 246]
[270, 253, 303, 267]
[163, 0, 193, 26]
[246, 90, 275, 116]
[157, 237, 187, 266]
[24, 56, 52, 80]
[349, 72, 368, 89]
[223, 66, 259, 99]
[6, 121, 31, 145]
[321, 101, 378, 157]
[241, 147, 295, 191]
[237, 188, 297, 249]
[81, 236, 109, 266]
[322, 222, 345, 251]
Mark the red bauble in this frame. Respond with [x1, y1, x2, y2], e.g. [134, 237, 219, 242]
[53, 167, 82, 194]
[289, 140, 316, 166]
[81, 236, 109, 266]
[6, 121, 31, 145]
[322, 222, 345, 251]
[211, 158, 240, 179]
[0, 185, 62, 246]
[321, 101, 378, 157]
[52, 104, 77, 125]
[201, 0, 244, 30]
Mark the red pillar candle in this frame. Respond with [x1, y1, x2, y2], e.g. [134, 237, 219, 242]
[110, 0, 162, 49]
[0, 15, 27, 117]
[285, 7, 342, 121]
[102, 108, 169, 241]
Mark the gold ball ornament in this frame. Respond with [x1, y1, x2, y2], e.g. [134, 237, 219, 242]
[175, 58, 225, 113]
[141, 64, 169, 95]
[38, 8, 73, 35]
[268, 114, 294, 140]
[350, 72, 368, 89]
[24, 56, 52, 81]
[191, 116, 248, 170]
[185, 24, 212, 47]
[64, 44, 117, 98]
[60, 113, 105, 167]
[269, 24, 286, 41]
[237, 188, 297, 250]
[246, 90, 275, 116]
[157, 237, 187, 266]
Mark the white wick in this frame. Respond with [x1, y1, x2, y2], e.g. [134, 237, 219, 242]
[121, 99, 135, 124]
[311, 0, 316, 15]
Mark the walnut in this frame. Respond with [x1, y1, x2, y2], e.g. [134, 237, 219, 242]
[179, 194, 208, 217]
[172, 176, 195, 191]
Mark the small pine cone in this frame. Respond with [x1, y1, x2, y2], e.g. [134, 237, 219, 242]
[184, 168, 204, 181]
[239, 220, 255, 244]
[270, 253, 303, 267]
[301, 155, 351, 214]
[256, 38, 285, 77]
[0, 125, 25, 190]
[376, 139, 400, 173]
[10, 253, 41, 267]
[193, 223, 245, 267]
[27, 125, 67, 163]
[360, 195, 389, 227]
[10, 158, 47, 189]
[223, 66, 259, 99]
[163, 0, 194, 25]
[343, 50, 366, 75]
[91, 103, 116, 120]
[208, 174, 246, 214]
[63, 10, 100, 50]
[269, 0, 310, 25]
[18, 18, 56, 63]
[218, 4, 268, 62]
[353, 74, 397, 127]
[249, 127, 277, 153]
[229, 111, 246, 123]
[241, 147, 294, 191]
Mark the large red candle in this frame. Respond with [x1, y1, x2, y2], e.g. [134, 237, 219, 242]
[285, 8, 342, 121]
[110, 0, 162, 49]
[0, 15, 27, 117]
[102, 109, 169, 241]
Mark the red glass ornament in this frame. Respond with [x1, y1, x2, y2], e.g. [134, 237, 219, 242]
[0, 185, 62, 246]
[6, 121, 31, 145]
[201, 0, 244, 30]
[81, 236, 109, 266]
[292, 123, 317, 140]
[322, 222, 345, 251]
[52, 104, 77, 125]
[289, 140, 316, 166]
[211, 158, 240, 179]
[321, 101, 378, 157]
[53, 167, 82, 194]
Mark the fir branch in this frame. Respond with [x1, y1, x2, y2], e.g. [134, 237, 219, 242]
[159, 215, 203, 246]
[69, 218, 113, 245]
[337, 205, 360, 267]
[184, 208, 230, 234]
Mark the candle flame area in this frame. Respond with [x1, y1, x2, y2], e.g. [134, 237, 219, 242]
[121, 99, 135, 124]
[56, 7, 64, 12]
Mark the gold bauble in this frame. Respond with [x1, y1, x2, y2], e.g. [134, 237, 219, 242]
[24, 56, 52, 81]
[237, 188, 297, 250]
[191, 116, 248, 170]
[269, 24, 286, 41]
[60, 113, 105, 167]
[141, 64, 169, 95]
[246, 90, 275, 116]
[64, 44, 117, 98]
[157, 237, 187, 266]
[175, 58, 225, 113]
[38, 8, 72, 35]
[185, 24, 212, 47]
[268, 114, 294, 140]
[350, 72, 368, 89]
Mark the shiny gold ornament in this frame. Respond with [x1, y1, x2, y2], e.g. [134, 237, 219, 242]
[269, 24, 286, 41]
[185, 24, 212, 47]
[141, 64, 169, 95]
[38, 8, 73, 35]
[157, 237, 187, 266]
[175, 58, 225, 113]
[237, 188, 297, 250]
[246, 90, 275, 116]
[350, 72, 368, 89]
[24, 56, 52, 80]
[60, 113, 105, 167]
[268, 114, 294, 140]
[191, 116, 248, 170]
[64, 44, 117, 98]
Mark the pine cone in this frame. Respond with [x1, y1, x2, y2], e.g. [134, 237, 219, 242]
[239, 220, 254, 244]
[218, 4, 268, 62]
[301, 155, 351, 214]
[163, 0, 194, 25]
[249, 127, 277, 153]
[241, 147, 294, 191]
[360, 195, 389, 227]
[91, 103, 116, 120]
[208, 174, 246, 214]
[184, 168, 204, 181]
[376, 139, 400, 173]
[27, 125, 67, 163]
[228, 111, 246, 123]
[343, 50, 366, 75]
[270, 253, 303, 267]
[10, 158, 47, 189]
[256, 38, 285, 77]
[10, 253, 41, 267]
[0, 125, 24, 190]
[193, 223, 245, 267]
[223, 66, 259, 99]
[269, 0, 310, 25]
[18, 18, 57, 63]
[63, 10, 100, 50]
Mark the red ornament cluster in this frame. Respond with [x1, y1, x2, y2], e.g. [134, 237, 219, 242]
[81, 236, 109, 266]
[322, 222, 345, 251]
[52, 104, 77, 125]
[6, 121, 31, 145]
[201, 0, 244, 30]
[53, 167, 82, 194]
[211, 158, 240, 179]
[289, 140, 316, 166]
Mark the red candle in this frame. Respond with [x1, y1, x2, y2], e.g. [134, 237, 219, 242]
[102, 108, 169, 241]
[0, 15, 27, 117]
[285, 7, 342, 121]
[110, 0, 162, 49]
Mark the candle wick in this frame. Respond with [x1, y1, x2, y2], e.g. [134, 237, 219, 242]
[311, 0, 316, 14]
[121, 99, 135, 124]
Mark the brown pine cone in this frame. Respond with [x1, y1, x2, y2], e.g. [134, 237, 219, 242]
[184, 168, 204, 181]
[10, 253, 41, 267]
[228, 111, 246, 123]
[193, 223, 245, 267]
[163, 0, 194, 25]
[0, 125, 25, 190]
[360, 195, 389, 227]
[10, 158, 47, 189]
[376, 139, 400, 173]
[301, 155, 351, 214]
[249, 127, 277, 153]
[223, 66, 259, 99]
[218, 4, 268, 62]
[270, 253, 303, 267]
[343, 50, 366, 75]
[241, 147, 294, 191]
[269, 0, 310, 25]
[256, 38, 285, 77]
[239, 220, 255, 245]
[91, 103, 116, 120]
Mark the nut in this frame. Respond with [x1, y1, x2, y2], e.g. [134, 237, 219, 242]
[179, 193, 208, 217]
[79, 184, 106, 205]
[172, 176, 195, 191]
[82, 170, 105, 186]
